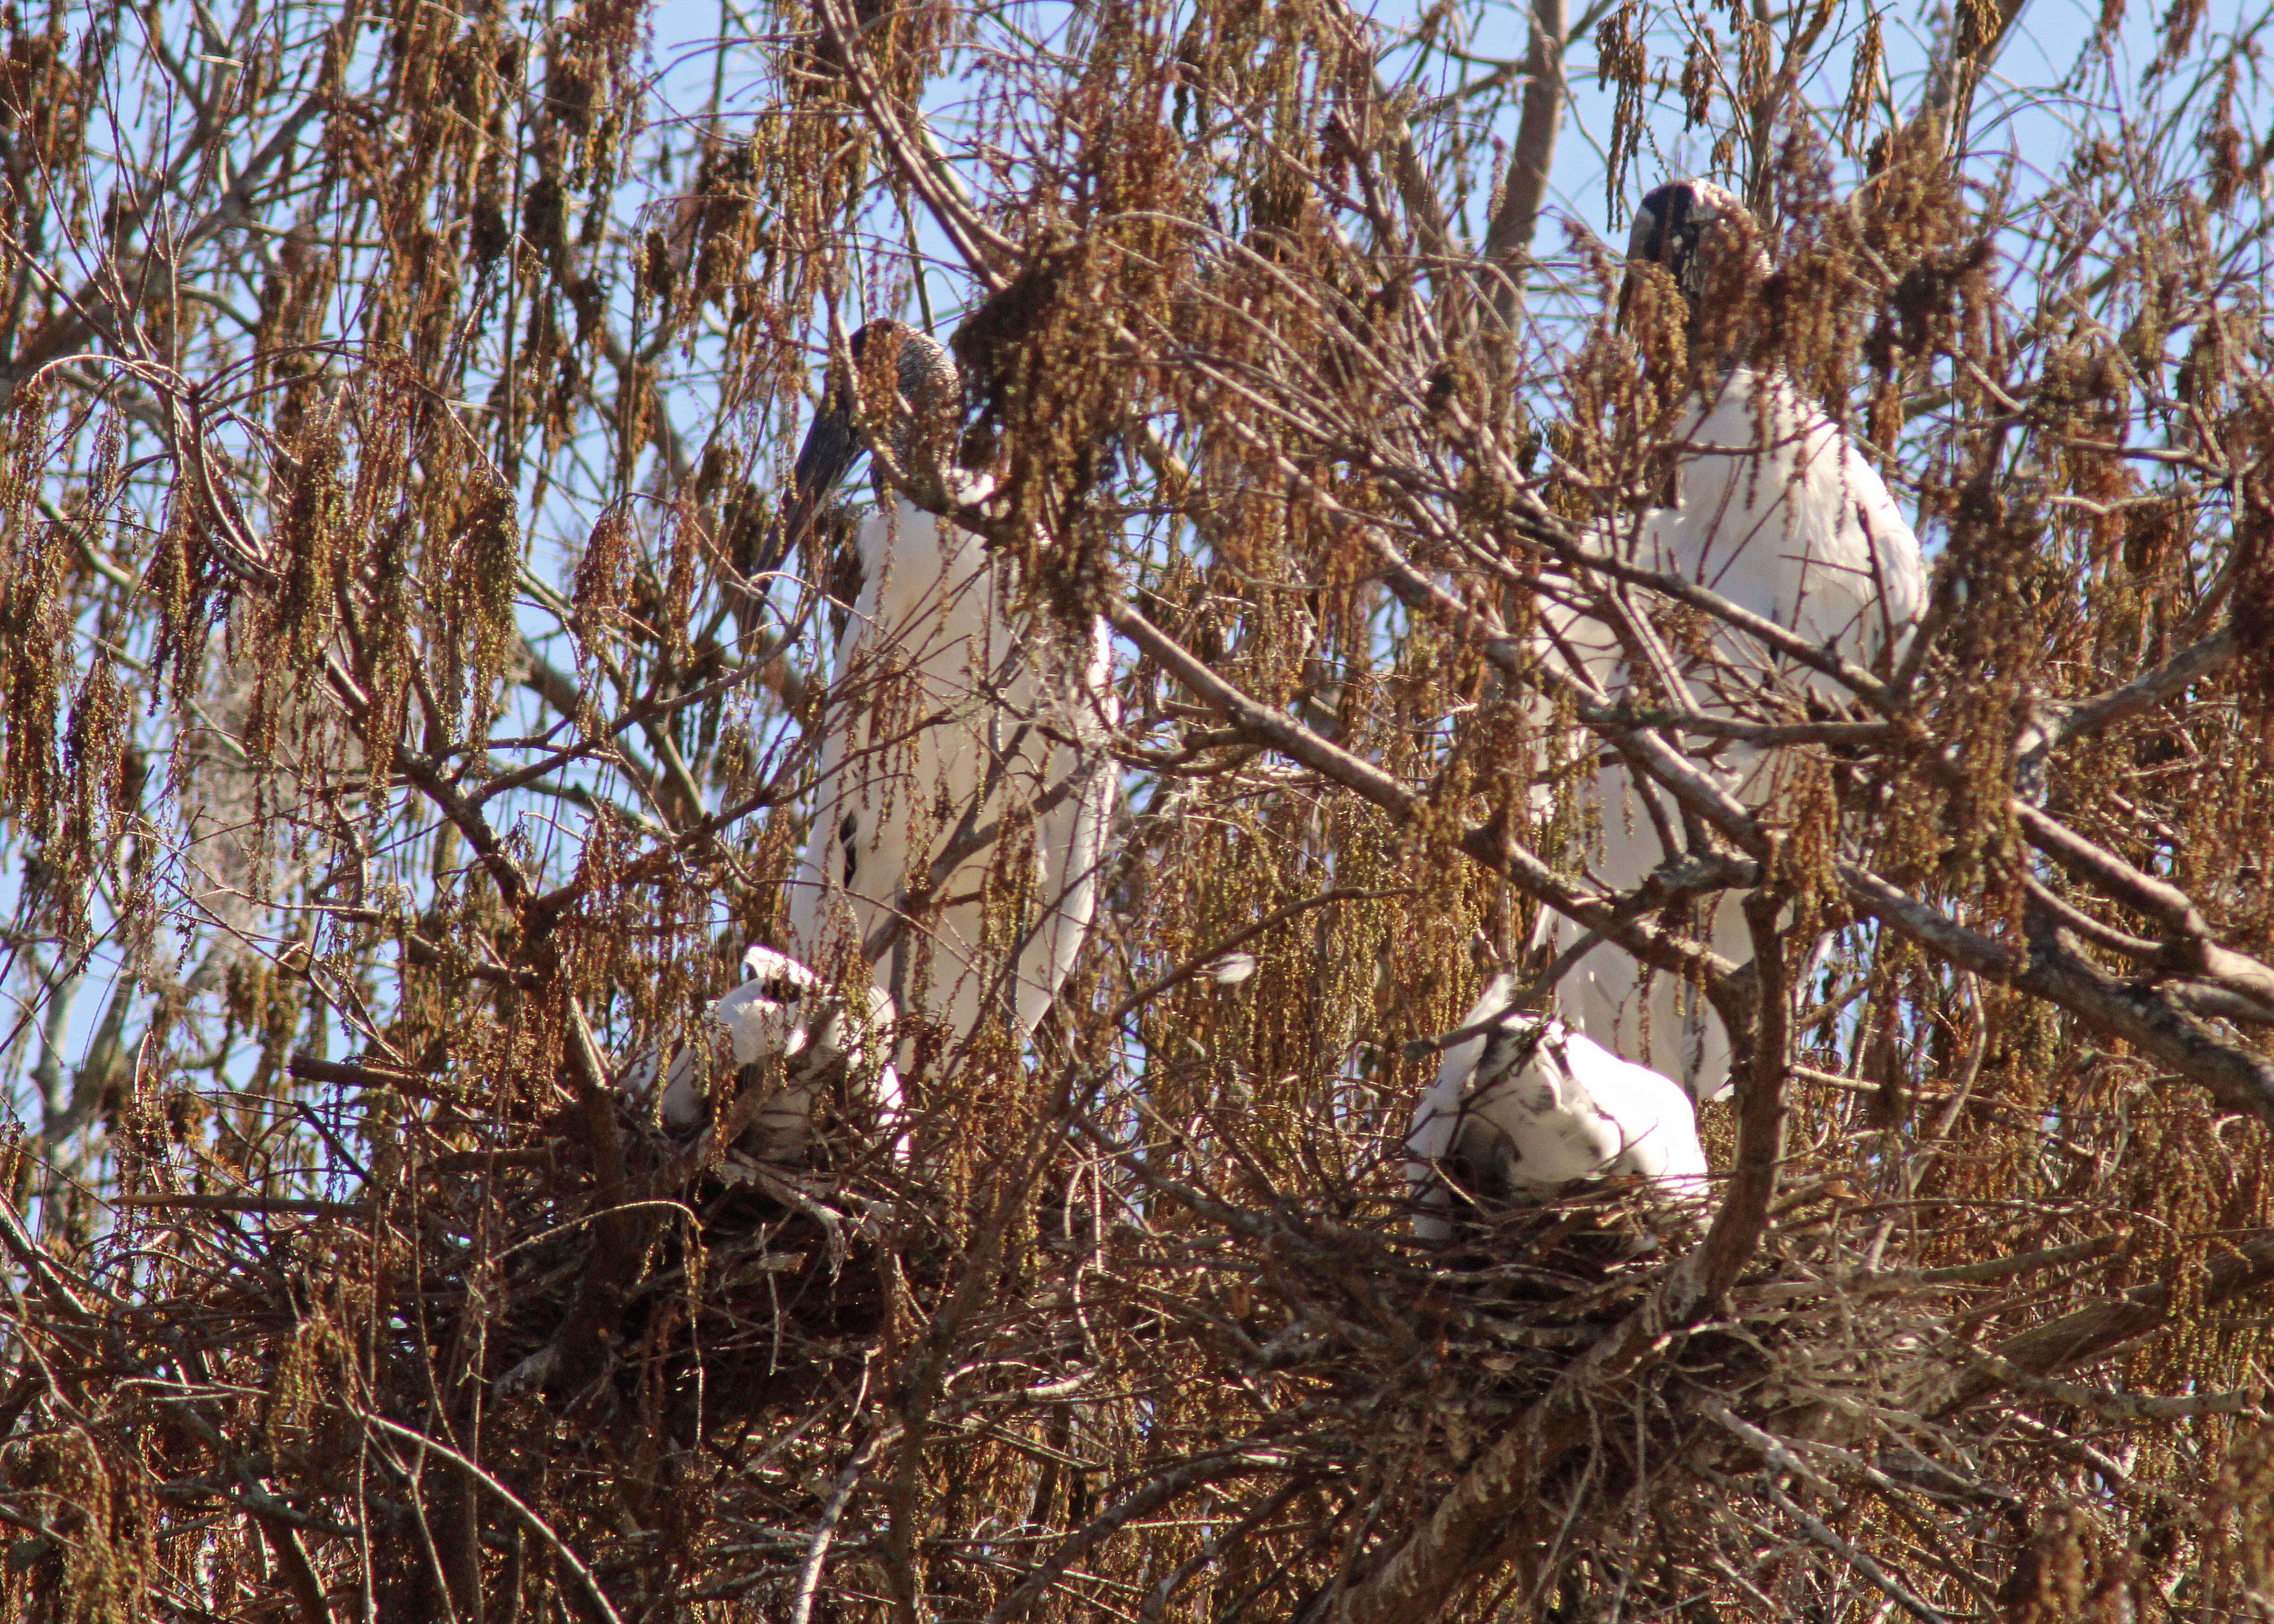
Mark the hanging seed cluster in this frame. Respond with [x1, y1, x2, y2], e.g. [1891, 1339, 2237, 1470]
[0, 0, 2272, 1620]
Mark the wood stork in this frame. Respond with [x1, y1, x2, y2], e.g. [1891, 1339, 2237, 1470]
[627, 943, 900, 1175]
[1538, 177, 1928, 1105]
[774, 321, 1117, 1070]
[1405, 973, 1710, 1239]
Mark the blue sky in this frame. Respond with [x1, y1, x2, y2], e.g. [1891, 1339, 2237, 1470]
[629, 0, 2219, 328]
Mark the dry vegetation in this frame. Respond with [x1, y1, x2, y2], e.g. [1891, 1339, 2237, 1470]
[3, 0, 2274, 1617]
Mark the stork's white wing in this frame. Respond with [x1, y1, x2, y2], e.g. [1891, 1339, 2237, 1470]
[1537, 367, 1925, 1105]
[787, 487, 1117, 1067]
[1406, 977, 1709, 1237]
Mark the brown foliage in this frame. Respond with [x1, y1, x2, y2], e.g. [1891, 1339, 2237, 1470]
[3, 0, 2274, 1620]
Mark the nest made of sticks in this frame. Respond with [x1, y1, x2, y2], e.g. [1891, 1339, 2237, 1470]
[7, 1070, 2259, 1624]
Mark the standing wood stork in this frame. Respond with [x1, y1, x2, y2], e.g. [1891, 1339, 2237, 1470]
[1405, 973, 1710, 1239]
[1538, 178, 1928, 1106]
[627, 944, 901, 1175]
[774, 321, 1117, 1070]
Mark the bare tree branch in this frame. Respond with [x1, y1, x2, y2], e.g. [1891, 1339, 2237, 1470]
[1482, 0, 1568, 329]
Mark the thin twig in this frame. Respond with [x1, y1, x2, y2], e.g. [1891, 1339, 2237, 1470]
[358, 1414, 625, 1624]
[790, 1426, 899, 1624]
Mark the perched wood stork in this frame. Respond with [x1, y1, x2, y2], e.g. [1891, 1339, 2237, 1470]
[775, 321, 1117, 1069]
[1405, 972, 1710, 1239]
[627, 943, 900, 1175]
[1539, 177, 1928, 1105]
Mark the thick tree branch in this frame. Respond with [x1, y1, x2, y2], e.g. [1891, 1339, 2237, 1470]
[1915, 0, 2035, 137]
[1481, 0, 1567, 329]
[2015, 801, 2274, 1017]
[2040, 619, 2238, 753]
[1103, 598, 1740, 993]
[807, 0, 1013, 289]
[1837, 867, 2274, 1125]
[252, 1510, 336, 1624]
[985, 1450, 1279, 1624]
[1694, 879, 1792, 1296]
[1906, 1228, 2274, 1419]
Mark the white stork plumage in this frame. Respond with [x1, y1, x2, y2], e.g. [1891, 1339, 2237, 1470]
[1539, 177, 1928, 1106]
[1405, 972, 1710, 1239]
[774, 321, 1118, 1069]
[626, 943, 900, 1174]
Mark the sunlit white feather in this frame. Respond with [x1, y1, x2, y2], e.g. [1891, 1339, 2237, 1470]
[1405, 973, 1709, 1239]
[630, 944, 901, 1170]
[1538, 182, 1928, 1105]
[787, 443, 1117, 1064]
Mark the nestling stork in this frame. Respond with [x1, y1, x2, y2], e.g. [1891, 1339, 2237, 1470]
[773, 321, 1118, 1067]
[627, 944, 900, 1174]
[1539, 177, 1927, 1105]
[1405, 973, 1710, 1240]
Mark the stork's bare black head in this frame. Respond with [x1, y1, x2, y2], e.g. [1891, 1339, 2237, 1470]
[767, 321, 962, 578]
[1622, 177, 1753, 311]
